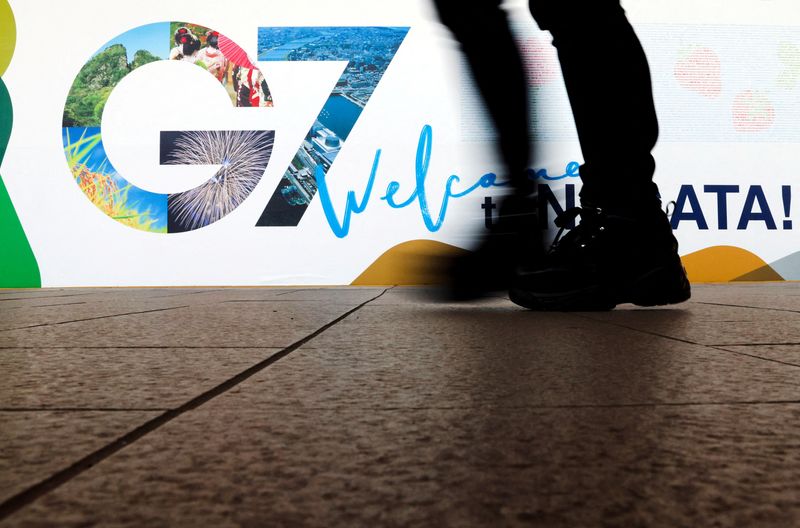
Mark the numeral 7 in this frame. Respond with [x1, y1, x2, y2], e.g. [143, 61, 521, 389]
[255, 26, 409, 227]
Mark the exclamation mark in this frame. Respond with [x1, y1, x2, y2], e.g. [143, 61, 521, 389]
[783, 186, 792, 230]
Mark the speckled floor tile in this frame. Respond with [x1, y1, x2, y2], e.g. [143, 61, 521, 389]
[0, 297, 380, 349]
[685, 283, 800, 311]
[0, 292, 101, 308]
[583, 300, 800, 322]
[0, 348, 281, 409]
[210, 342, 800, 411]
[0, 299, 197, 332]
[714, 344, 800, 368]
[6, 405, 800, 527]
[2, 285, 799, 527]
[584, 316, 800, 346]
[0, 411, 158, 505]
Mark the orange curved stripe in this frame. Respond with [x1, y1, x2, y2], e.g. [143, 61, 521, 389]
[681, 245, 783, 282]
[351, 240, 468, 286]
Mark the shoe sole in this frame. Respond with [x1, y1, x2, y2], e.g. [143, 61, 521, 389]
[509, 283, 617, 311]
[509, 258, 691, 312]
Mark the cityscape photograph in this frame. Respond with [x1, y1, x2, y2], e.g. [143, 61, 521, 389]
[256, 27, 408, 226]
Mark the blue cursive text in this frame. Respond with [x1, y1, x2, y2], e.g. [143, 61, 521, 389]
[314, 124, 580, 238]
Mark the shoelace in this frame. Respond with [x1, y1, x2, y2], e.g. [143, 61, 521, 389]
[549, 206, 605, 254]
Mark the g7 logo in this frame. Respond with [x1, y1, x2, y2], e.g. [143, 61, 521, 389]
[62, 22, 408, 233]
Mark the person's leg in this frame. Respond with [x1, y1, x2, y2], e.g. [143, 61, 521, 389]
[529, 0, 659, 208]
[433, 0, 541, 298]
[510, 0, 690, 310]
[433, 0, 532, 193]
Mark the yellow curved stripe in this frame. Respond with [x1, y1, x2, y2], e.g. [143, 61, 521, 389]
[0, 0, 15, 76]
[681, 245, 783, 282]
[352, 240, 468, 286]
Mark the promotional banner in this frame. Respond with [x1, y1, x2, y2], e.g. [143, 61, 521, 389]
[1, 0, 798, 286]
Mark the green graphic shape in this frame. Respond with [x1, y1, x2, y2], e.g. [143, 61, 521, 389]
[0, 0, 15, 76]
[1, 77, 41, 287]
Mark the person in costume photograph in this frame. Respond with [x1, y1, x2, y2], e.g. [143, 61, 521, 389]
[196, 30, 228, 82]
[169, 26, 201, 63]
[232, 65, 272, 107]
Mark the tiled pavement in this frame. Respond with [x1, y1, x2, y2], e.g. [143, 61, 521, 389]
[1, 285, 800, 526]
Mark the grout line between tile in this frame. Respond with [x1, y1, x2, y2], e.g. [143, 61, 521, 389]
[0, 306, 191, 333]
[570, 313, 800, 369]
[147, 289, 229, 299]
[0, 408, 171, 413]
[0, 346, 295, 350]
[0, 288, 390, 521]
[221, 400, 800, 411]
[694, 301, 800, 315]
[708, 342, 800, 347]
[27, 302, 88, 309]
[708, 345, 800, 369]
[569, 313, 699, 346]
[0, 292, 101, 303]
[2, 302, 89, 312]
[223, 299, 349, 303]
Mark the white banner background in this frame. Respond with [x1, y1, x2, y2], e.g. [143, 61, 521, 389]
[2, 0, 799, 285]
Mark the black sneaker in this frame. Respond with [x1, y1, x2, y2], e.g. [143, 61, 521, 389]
[509, 205, 691, 311]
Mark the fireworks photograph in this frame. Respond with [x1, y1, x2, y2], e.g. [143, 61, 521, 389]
[162, 129, 275, 232]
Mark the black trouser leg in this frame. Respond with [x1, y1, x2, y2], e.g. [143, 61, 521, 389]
[434, 0, 543, 271]
[529, 0, 660, 209]
[433, 0, 533, 195]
